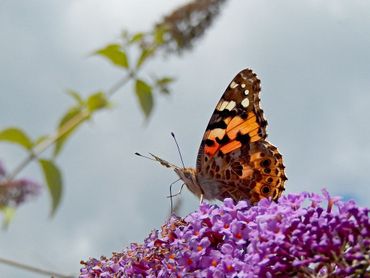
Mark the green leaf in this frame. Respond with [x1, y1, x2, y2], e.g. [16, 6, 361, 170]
[53, 107, 84, 157]
[154, 25, 167, 45]
[39, 159, 62, 216]
[95, 44, 129, 68]
[135, 79, 153, 118]
[86, 91, 109, 112]
[136, 47, 155, 69]
[156, 76, 175, 95]
[66, 90, 84, 105]
[1, 207, 15, 229]
[156, 77, 175, 85]
[129, 32, 145, 44]
[0, 127, 33, 150]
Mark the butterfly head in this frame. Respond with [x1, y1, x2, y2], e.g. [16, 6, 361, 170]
[174, 167, 204, 198]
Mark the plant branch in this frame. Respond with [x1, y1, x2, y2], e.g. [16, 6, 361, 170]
[106, 72, 132, 97]
[6, 72, 132, 182]
[0, 257, 75, 278]
[5, 109, 89, 181]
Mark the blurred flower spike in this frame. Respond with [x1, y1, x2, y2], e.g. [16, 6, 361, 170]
[0, 161, 41, 208]
[80, 190, 369, 277]
[156, 0, 227, 54]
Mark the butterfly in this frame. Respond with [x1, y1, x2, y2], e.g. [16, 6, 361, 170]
[140, 69, 287, 205]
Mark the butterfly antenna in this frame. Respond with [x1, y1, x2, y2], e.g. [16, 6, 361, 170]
[134, 152, 156, 161]
[171, 132, 186, 168]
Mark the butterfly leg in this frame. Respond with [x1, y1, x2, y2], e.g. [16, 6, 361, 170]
[167, 182, 185, 198]
[168, 178, 182, 213]
[199, 194, 204, 204]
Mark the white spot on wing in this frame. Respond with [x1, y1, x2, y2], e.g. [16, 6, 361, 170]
[217, 100, 236, 111]
[218, 101, 228, 111]
[241, 98, 249, 108]
[241, 83, 246, 88]
[225, 100, 236, 111]
[244, 89, 249, 95]
[229, 81, 238, 89]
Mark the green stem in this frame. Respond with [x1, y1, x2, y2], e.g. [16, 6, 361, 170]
[0, 257, 75, 278]
[6, 72, 132, 181]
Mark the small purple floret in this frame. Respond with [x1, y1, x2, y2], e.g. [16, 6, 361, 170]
[80, 190, 370, 277]
[0, 160, 41, 207]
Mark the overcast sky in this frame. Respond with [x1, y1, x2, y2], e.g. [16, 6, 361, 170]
[1, 0, 370, 277]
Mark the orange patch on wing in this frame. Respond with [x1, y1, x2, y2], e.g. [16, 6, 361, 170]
[205, 143, 219, 156]
[226, 113, 260, 140]
[208, 128, 226, 139]
[226, 116, 244, 132]
[224, 117, 232, 124]
[220, 140, 241, 154]
[204, 128, 225, 155]
[249, 128, 261, 142]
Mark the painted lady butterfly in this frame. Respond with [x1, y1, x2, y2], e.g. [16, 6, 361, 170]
[144, 69, 287, 204]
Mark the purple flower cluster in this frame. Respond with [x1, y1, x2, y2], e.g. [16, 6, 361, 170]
[0, 160, 41, 207]
[80, 190, 370, 277]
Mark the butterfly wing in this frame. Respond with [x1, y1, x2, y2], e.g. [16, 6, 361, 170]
[196, 69, 287, 204]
